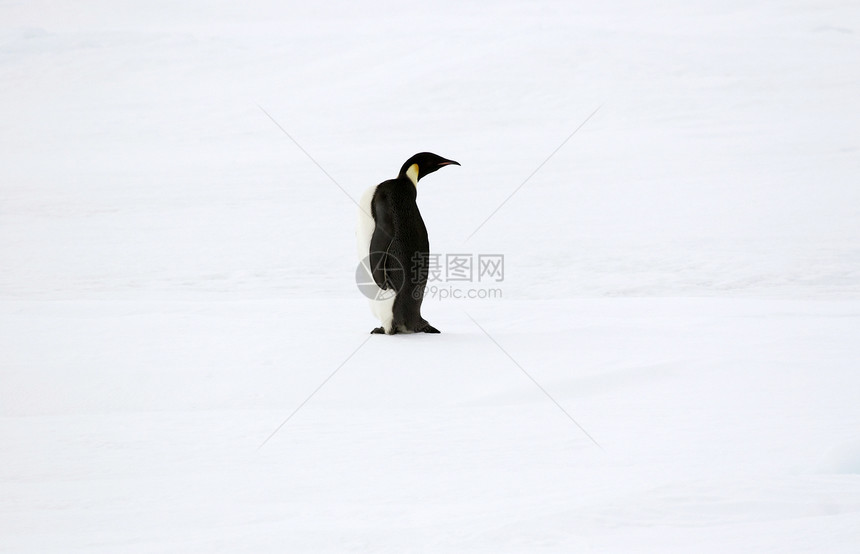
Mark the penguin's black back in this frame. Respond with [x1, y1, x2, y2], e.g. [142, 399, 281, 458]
[368, 177, 430, 331]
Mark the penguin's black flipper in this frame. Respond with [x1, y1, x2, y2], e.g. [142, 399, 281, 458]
[369, 190, 398, 290]
[368, 248, 389, 290]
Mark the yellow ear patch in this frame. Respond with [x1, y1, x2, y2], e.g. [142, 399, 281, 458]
[406, 163, 420, 186]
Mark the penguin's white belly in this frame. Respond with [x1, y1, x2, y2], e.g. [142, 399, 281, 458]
[356, 185, 377, 260]
[356, 185, 395, 332]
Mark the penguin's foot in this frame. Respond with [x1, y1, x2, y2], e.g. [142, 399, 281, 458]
[370, 327, 385, 334]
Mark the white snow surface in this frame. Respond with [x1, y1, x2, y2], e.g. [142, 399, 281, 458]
[2, 0, 860, 551]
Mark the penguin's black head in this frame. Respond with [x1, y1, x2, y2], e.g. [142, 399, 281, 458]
[398, 152, 460, 185]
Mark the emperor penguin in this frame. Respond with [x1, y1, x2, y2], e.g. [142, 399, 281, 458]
[356, 152, 460, 334]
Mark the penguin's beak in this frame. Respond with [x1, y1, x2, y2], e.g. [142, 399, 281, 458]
[437, 159, 460, 167]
